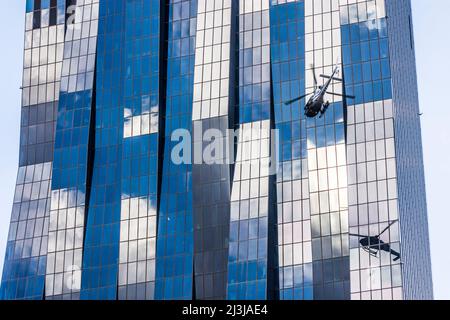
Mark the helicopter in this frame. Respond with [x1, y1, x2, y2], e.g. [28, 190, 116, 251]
[284, 63, 355, 118]
[349, 220, 401, 261]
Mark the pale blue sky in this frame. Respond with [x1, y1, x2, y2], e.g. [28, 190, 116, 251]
[0, 0, 448, 299]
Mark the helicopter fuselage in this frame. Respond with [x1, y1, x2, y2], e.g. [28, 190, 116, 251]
[359, 236, 401, 260]
[285, 63, 354, 118]
[350, 220, 401, 261]
[304, 67, 337, 118]
[305, 88, 326, 117]
[360, 236, 384, 248]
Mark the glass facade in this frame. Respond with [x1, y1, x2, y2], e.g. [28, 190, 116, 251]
[46, 0, 99, 299]
[1, 0, 433, 300]
[227, 0, 274, 300]
[192, 0, 235, 299]
[155, 0, 197, 300]
[80, 0, 118, 300]
[303, 0, 350, 300]
[270, 0, 313, 300]
[116, 0, 161, 301]
[339, 1, 401, 300]
[0, 0, 67, 300]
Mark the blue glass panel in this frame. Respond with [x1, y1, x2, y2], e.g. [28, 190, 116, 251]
[80, 0, 123, 300]
[155, 0, 196, 300]
[41, 0, 50, 9]
[26, 0, 34, 12]
[268, 0, 312, 300]
[342, 18, 392, 105]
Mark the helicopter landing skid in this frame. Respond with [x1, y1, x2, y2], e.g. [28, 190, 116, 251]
[319, 103, 330, 118]
[362, 246, 379, 258]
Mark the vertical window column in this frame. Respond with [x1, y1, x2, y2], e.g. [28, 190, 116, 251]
[191, 0, 235, 300]
[226, 0, 274, 301]
[46, 0, 99, 300]
[304, 0, 350, 300]
[270, 0, 314, 300]
[79, 0, 122, 300]
[0, 0, 66, 300]
[340, 0, 402, 301]
[155, 0, 198, 300]
[117, 0, 162, 301]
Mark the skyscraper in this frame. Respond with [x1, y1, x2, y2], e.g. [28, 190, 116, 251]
[0, 0, 433, 300]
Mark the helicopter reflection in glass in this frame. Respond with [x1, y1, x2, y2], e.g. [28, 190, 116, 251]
[284, 63, 355, 118]
[350, 221, 401, 261]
